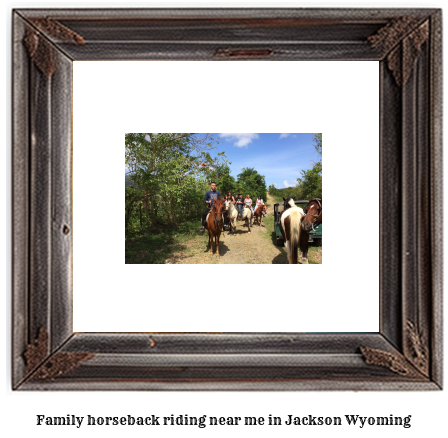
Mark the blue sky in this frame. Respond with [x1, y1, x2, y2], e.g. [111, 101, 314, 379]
[126, 133, 319, 189]
[211, 133, 319, 188]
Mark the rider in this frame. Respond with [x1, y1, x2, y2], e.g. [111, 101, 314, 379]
[244, 194, 254, 215]
[235, 192, 244, 219]
[223, 191, 235, 230]
[200, 181, 221, 233]
[253, 195, 265, 216]
[226, 190, 236, 204]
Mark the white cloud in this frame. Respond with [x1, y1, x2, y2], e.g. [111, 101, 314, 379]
[273, 182, 279, 188]
[279, 133, 298, 139]
[283, 179, 298, 188]
[220, 133, 259, 148]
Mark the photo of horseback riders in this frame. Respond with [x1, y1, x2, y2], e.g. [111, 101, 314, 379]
[125, 133, 322, 264]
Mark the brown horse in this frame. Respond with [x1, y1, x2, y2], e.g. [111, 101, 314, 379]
[299, 198, 322, 264]
[206, 197, 226, 256]
[253, 204, 267, 226]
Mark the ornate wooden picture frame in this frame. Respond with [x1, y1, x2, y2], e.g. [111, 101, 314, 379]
[12, 8, 442, 390]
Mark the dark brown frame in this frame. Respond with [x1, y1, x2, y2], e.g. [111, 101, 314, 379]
[12, 8, 442, 390]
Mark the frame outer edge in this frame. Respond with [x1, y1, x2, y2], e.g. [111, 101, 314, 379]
[14, 8, 439, 20]
[429, 10, 443, 388]
[12, 12, 30, 388]
[12, 7, 442, 391]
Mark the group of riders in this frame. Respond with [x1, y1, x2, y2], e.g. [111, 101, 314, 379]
[199, 181, 266, 233]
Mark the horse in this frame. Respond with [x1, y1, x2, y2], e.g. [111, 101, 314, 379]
[279, 204, 305, 264]
[283, 196, 296, 210]
[253, 204, 267, 226]
[224, 199, 238, 235]
[299, 198, 322, 264]
[206, 197, 226, 256]
[242, 204, 253, 233]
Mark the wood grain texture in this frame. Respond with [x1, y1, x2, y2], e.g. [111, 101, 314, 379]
[12, 7, 443, 391]
[12, 13, 30, 388]
[429, 10, 443, 388]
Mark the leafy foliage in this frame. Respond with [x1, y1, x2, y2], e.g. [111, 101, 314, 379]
[313, 133, 322, 157]
[298, 133, 322, 199]
[268, 184, 304, 200]
[125, 133, 226, 234]
[236, 167, 267, 201]
[298, 163, 322, 199]
[207, 163, 237, 196]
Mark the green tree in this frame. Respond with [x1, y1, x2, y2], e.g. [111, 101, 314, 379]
[298, 164, 322, 199]
[237, 167, 267, 201]
[297, 133, 322, 199]
[208, 164, 237, 195]
[125, 133, 226, 231]
[313, 133, 322, 158]
[268, 184, 304, 201]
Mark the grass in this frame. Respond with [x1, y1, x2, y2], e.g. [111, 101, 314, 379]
[125, 218, 203, 264]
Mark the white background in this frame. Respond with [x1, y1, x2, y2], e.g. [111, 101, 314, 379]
[2, 1, 447, 438]
[73, 60, 379, 332]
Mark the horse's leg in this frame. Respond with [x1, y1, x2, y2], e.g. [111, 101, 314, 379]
[247, 217, 251, 234]
[299, 232, 309, 264]
[216, 233, 220, 257]
[302, 250, 309, 264]
[209, 229, 213, 255]
[285, 240, 291, 264]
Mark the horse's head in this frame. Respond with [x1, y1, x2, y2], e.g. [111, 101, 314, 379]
[283, 197, 295, 210]
[224, 200, 231, 211]
[212, 197, 225, 223]
[301, 198, 322, 232]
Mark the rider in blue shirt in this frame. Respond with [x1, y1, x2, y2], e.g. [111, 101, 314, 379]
[200, 182, 221, 233]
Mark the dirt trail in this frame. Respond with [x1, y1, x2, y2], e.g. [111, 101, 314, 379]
[165, 193, 322, 264]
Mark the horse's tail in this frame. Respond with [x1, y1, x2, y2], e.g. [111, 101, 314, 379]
[289, 209, 302, 264]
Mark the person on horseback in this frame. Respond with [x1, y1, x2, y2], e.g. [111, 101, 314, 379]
[253, 195, 265, 216]
[235, 192, 244, 219]
[200, 182, 221, 233]
[244, 194, 254, 214]
[223, 191, 235, 230]
[226, 190, 236, 204]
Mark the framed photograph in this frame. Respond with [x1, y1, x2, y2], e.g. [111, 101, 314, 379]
[12, 8, 442, 390]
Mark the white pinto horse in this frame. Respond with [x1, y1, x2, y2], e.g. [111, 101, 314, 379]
[242, 204, 252, 234]
[224, 200, 238, 235]
[279, 205, 305, 264]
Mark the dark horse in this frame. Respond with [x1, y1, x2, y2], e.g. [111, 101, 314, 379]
[299, 198, 322, 264]
[206, 197, 226, 257]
